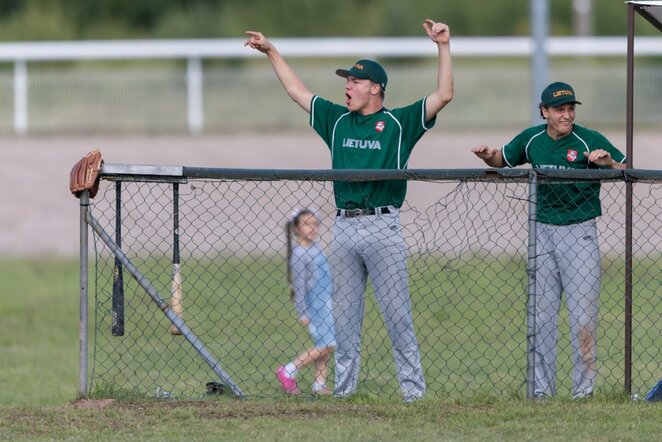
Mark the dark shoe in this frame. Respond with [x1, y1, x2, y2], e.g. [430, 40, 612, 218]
[205, 381, 226, 396]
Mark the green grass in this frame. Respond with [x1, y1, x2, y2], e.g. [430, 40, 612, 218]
[0, 258, 81, 406]
[0, 396, 660, 441]
[0, 257, 660, 441]
[85, 252, 660, 401]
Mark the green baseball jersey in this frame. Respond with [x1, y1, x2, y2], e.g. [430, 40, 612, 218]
[502, 123, 626, 225]
[310, 96, 435, 209]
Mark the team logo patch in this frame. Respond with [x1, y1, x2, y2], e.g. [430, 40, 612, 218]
[375, 121, 385, 132]
[567, 149, 578, 162]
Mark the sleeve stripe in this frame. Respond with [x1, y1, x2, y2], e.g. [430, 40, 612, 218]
[421, 97, 429, 130]
[502, 146, 514, 168]
[309, 95, 319, 128]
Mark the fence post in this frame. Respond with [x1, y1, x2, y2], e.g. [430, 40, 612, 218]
[530, 0, 549, 125]
[187, 57, 204, 135]
[624, 1, 635, 396]
[625, 178, 633, 394]
[526, 171, 538, 399]
[79, 190, 90, 398]
[13, 60, 28, 136]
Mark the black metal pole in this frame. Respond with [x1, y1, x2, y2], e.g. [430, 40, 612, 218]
[112, 182, 125, 336]
[624, 2, 635, 395]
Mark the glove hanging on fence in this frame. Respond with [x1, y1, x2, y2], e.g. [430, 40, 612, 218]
[69, 149, 103, 198]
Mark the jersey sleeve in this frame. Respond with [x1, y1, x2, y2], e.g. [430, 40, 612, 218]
[590, 131, 626, 167]
[501, 130, 531, 168]
[290, 248, 312, 318]
[386, 98, 436, 164]
[395, 98, 436, 143]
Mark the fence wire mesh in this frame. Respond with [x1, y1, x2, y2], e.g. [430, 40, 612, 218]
[85, 169, 661, 401]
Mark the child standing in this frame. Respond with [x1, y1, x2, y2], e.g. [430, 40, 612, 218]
[276, 208, 336, 395]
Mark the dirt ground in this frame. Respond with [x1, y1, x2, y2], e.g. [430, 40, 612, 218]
[2, 130, 659, 257]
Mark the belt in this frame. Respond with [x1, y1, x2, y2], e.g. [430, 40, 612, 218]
[336, 207, 391, 218]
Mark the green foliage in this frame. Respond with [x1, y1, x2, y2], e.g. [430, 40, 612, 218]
[0, 1, 76, 40]
[0, 0, 658, 41]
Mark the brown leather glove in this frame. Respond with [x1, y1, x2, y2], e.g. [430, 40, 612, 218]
[69, 149, 103, 198]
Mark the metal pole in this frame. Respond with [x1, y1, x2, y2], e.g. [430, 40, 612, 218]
[112, 182, 125, 336]
[526, 171, 538, 400]
[78, 190, 90, 398]
[187, 57, 204, 135]
[13, 60, 28, 136]
[572, 0, 594, 36]
[530, 0, 549, 125]
[624, 2, 635, 395]
[626, 4, 635, 168]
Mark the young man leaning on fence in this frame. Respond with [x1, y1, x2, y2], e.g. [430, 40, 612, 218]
[471, 82, 626, 400]
[245, 19, 454, 402]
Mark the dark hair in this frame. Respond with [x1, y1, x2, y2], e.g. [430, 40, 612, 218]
[285, 208, 314, 300]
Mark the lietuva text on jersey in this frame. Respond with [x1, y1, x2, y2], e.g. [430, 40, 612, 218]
[342, 138, 382, 150]
[537, 164, 572, 169]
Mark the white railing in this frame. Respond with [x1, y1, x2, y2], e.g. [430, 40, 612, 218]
[1, 36, 661, 135]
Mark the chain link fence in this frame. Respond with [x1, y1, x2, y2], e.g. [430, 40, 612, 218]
[82, 168, 661, 401]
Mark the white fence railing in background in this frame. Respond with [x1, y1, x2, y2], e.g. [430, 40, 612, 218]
[1, 37, 661, 135]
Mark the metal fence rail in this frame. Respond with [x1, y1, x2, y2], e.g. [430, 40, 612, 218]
[2, 37, 662, 135]
[79, 167, 661, 401]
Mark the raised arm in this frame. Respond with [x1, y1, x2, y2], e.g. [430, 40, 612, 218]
[471, 145, 506, 168]
[422, 19, 454, 122]
[244, 31, 314, 113]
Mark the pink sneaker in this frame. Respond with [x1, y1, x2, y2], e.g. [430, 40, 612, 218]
[276, 366, 301, 395]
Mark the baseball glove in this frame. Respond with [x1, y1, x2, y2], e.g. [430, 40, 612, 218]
[69, 149, 103, 198]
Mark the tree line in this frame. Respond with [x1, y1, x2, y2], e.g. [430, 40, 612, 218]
[0, 0, 657, 41]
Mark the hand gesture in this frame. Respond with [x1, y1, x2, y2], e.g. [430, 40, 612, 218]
[471, 145, 498, 161]
[423, 19, 451, 45]
[244, 31, 273, 54]
[584, 149, 614, 167]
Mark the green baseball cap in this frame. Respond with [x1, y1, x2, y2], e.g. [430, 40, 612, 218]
[539, 82, 582, 108]
[336, 59, 388, 91]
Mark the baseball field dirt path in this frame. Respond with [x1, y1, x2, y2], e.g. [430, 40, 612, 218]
[2, 130, 658, 257]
